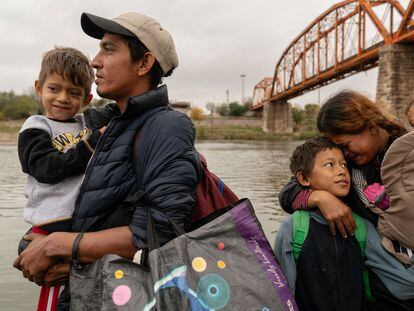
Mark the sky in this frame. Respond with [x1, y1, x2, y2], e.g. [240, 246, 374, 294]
[0, 0, 382, 108]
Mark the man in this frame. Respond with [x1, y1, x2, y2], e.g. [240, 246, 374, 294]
[14, 11, 199, 301]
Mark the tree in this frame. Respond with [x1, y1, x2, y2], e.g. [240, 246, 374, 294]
[216, 103, 229, 116]
[291, 106, 304, 132]
[205, 102, 215, 116]
[304, 103, 320, 131]
[228, 101, 247, 117]
[189, 106, 205, 121]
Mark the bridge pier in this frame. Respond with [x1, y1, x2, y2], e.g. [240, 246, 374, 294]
[376, 44, 414, 126]
[262, 101, 293, 133]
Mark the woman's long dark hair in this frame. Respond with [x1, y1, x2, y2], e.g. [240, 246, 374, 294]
[317, 90, 407, 137]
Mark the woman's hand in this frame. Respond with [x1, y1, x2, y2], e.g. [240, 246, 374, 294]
[308, 190, 356, 238]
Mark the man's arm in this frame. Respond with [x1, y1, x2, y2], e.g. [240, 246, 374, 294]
[364, 221, 414, 300]
[18, 128, 101, 184]
[129, 111, 198, 249]
[14, 226, 137, 282]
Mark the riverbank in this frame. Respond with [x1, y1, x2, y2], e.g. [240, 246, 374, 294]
[196, 125, 317, 141]
[0, 120, 318, 144]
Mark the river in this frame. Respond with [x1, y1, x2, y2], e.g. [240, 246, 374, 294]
[0, 140, 300, 310]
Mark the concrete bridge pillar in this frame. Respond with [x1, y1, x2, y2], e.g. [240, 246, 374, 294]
[263, 101, 293, 133]
[376, 44, 414, 126]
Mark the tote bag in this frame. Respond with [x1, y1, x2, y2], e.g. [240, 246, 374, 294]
[70, 199, 297, 311]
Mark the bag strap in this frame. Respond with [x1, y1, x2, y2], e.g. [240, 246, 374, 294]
[353, 212, 374, 301]
[292, 210, 309, 262]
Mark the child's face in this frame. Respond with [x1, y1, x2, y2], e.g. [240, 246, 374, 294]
[35, 73, 92, 121]
[300, 148, 350, 197]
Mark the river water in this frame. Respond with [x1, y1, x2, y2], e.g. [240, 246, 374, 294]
[0, 140, 300, 310]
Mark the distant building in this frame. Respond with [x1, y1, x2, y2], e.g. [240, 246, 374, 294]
[170, 101, 191, 114]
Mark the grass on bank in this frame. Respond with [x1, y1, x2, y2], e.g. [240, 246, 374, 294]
[195, 125, 317, 141]
[0, 120, 318, 142]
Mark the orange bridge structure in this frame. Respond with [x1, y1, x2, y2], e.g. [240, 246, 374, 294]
[252, 0, 414, 132]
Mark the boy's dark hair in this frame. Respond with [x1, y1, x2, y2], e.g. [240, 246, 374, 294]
[290, 136, 340, 178]
[38, 47, 94, 95]
[123, 36, 174, 89]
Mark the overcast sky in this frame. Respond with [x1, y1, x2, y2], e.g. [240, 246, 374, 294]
[0, 0, 380, 107]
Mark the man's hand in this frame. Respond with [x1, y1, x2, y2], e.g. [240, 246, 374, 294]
[42, 262, 71, 286]
[308, 190, 356, 238]
[13, 232, 75, 284]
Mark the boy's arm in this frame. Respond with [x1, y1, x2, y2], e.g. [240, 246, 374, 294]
[364, 221, 414, 300]
[18, 128, 101, 184]
[274, 216, 297, 294]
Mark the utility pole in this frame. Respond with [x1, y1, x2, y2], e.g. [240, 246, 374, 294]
[226, 89, 229, 105]
[240, 74, 246, 104]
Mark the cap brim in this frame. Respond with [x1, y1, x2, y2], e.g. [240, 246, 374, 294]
[81, 13, 136, 39]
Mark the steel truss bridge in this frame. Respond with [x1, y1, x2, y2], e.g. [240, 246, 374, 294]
[252, 0, 414, 109]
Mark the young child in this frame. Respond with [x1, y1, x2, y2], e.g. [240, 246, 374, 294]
[18, 47, 112, 311]
[274, 137, 414, 311]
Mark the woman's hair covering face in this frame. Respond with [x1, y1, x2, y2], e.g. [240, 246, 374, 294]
[317, 90, 407, 137]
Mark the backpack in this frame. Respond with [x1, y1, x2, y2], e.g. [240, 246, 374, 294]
[133, 127, 239, 228]
[292, 211, 373, 301]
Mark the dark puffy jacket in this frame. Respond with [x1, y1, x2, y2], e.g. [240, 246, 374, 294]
[72, 85, 199, 248]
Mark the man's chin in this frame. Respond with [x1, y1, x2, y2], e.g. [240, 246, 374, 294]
[96, 89, 113, 100]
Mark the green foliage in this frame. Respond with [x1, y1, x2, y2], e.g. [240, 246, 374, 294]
[228, 101, 248, 117]
[291, 107, 304, 132]
[0, 91, 41, 120]
[290, 103, 320, 132]
[216, 104, 230, 116]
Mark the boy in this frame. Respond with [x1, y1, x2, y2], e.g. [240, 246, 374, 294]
[18, 47, 112, 311]
[274, 137, 414, 311]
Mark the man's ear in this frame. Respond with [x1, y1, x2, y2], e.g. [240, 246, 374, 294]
[296, 171, 311, 187]
[137, 52, 156, 76]
[34, 80, 42, 96]
[82, 93, 93, 107]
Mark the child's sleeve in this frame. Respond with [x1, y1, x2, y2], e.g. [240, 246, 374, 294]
[274, 216, 297, 294]
[18, 127, 101, 184]
[279, 177, 313, 213]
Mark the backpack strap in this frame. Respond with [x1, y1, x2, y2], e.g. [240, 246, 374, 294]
[292, 210, 310, 262]
[353, 213, 374, 301]
[292, 210, 373, 301]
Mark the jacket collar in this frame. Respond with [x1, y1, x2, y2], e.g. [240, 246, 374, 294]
[120, 84, 170, 120]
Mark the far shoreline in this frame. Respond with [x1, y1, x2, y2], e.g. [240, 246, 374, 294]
[0, 120, 318, 145]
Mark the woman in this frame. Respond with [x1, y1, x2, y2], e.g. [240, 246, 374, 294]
[278, 90, 414, 310]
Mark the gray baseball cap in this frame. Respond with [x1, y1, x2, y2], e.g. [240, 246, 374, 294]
[81, 12, 178, 75]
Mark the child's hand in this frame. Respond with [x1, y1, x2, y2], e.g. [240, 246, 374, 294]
[308, 190, 356, 238]
[99, 126, 107, 134]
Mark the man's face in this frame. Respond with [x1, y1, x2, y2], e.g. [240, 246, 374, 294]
[36, 73, 91, 121]
[91, 33, 141, 102]
[407, 106, 414, 127]
[302, 148, 350, 197]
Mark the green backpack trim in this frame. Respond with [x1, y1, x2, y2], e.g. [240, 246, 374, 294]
[292, 211, 374, 301]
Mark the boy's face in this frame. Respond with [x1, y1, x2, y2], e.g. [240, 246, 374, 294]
[298, 148, 350, 197]
[35, 73, 92, 121]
